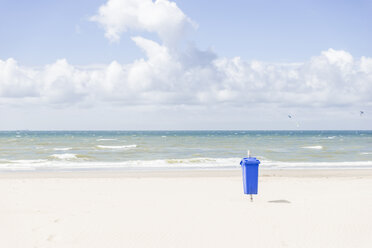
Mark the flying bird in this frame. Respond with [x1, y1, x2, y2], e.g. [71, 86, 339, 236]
[288, 114, 300, 127]
[360, 111, 364, 116]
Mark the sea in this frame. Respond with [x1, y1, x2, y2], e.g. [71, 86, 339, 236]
[0, 130, 371, 172]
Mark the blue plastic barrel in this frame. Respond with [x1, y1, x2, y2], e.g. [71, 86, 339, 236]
[240, 157, 260, 194]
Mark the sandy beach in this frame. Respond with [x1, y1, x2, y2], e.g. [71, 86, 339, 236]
[1, 169, 372, 248]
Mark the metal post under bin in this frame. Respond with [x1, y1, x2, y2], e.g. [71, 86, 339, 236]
[240, 157, 260, 200]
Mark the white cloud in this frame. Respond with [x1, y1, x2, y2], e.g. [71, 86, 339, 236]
[1, 48, 372, 109]
[90, 0, 196, 44]
[1, 0, 371, 112]
[0, 58, 39, 98]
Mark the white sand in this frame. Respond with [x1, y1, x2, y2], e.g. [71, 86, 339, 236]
[1, 170, 372, 248]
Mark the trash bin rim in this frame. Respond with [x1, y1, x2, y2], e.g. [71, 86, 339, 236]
[240, 157, 260, 166]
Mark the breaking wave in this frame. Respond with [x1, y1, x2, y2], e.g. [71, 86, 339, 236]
[50, 153, 78, 160]
[301, 146, 323, 149]
[53, 147, 72, 151]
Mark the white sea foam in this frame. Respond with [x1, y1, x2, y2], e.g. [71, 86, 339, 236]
[97, 145, 137, 149]
[360, 152, 372, 155]
[0, 159, 48, 171]
[0, 159, 47, 164]
[301, 146, 323, 149]
[261, 160, 372, 169]
[50, 153, 78, 160]
[53, 147, 72, 151]
[0, 157, 241, 171]
[1, 157, 372, 171]
[165, 157, 240, 167]
[96, 138, 118, 141]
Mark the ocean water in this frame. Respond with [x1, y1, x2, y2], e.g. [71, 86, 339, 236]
[0, 130, 371, 171]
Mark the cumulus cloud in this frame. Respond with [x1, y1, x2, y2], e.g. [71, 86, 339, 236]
[1, 48, 372, 108]
[1, 0, 371, 110]
[90, 0, 196, 44]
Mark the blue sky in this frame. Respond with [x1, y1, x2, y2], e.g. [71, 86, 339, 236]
[0, 0, 371, 130]
[1, 0, 371, 65]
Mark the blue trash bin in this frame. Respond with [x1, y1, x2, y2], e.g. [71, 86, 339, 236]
[240, 157, 260, 195]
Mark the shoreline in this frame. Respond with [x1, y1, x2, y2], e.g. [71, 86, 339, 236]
[1, 168, 372, 179]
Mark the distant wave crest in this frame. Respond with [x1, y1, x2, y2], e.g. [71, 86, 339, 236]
[97, 145, 137, 149]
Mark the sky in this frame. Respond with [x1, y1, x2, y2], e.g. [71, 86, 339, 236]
[0, 0, 371, 130]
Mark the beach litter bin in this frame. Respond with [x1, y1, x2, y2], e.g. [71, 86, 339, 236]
[240, 155, 260, 200]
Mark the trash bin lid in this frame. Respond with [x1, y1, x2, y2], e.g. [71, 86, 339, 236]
[240, 157, 260, 166]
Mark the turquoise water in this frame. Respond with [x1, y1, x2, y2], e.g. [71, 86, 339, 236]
[0, 130, 371, 171]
